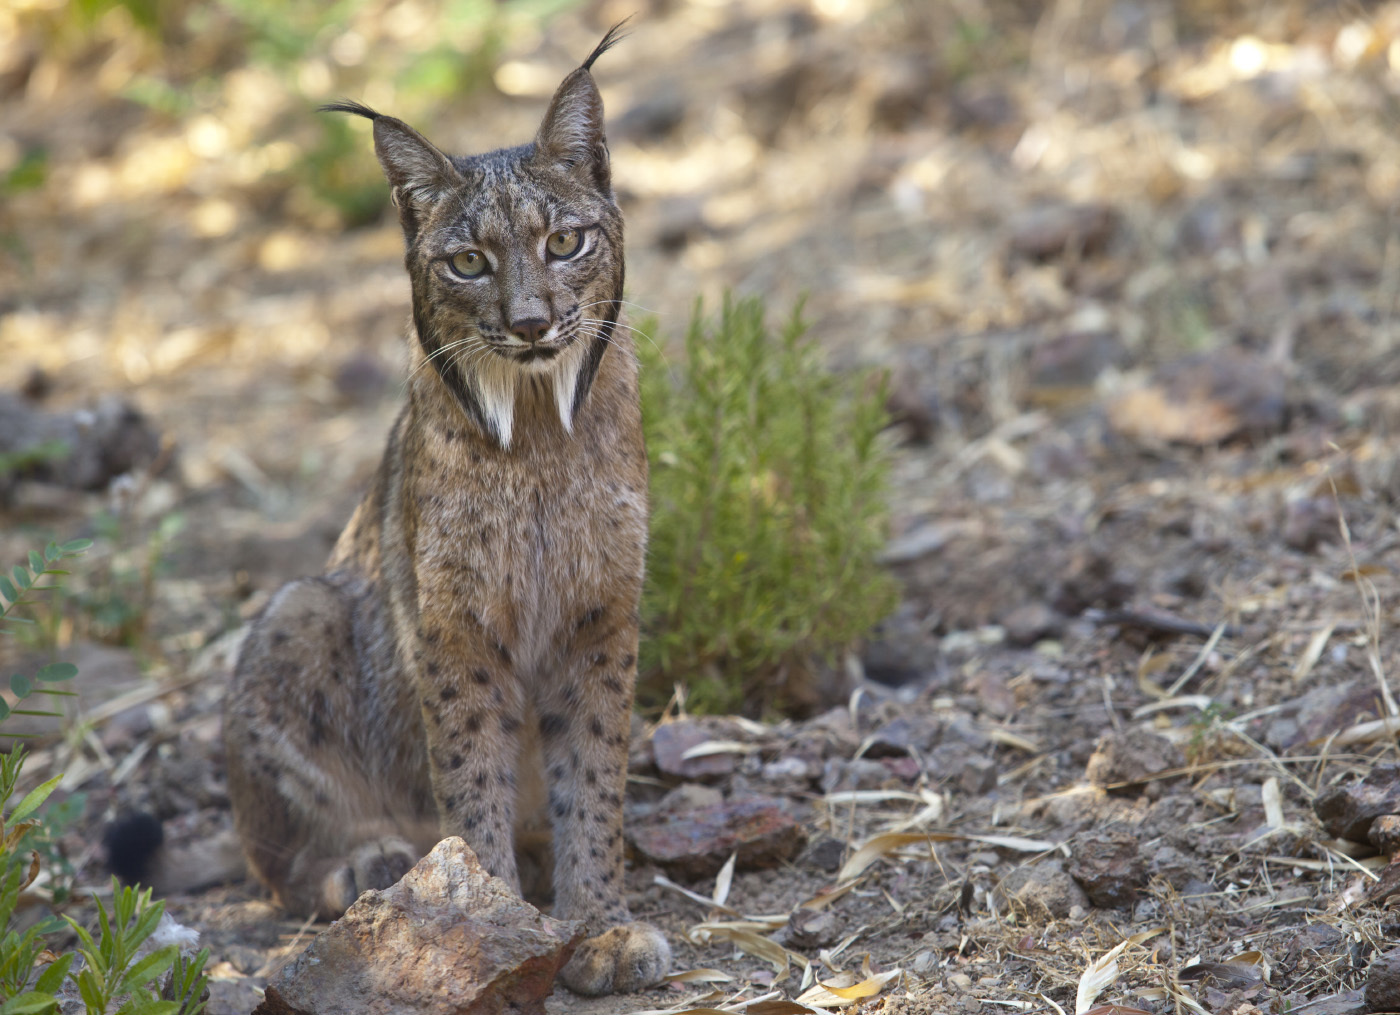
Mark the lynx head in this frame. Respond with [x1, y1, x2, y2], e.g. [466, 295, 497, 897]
[323, 26, 627, 448]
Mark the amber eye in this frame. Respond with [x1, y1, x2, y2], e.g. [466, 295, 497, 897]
[449, 249, 488, 278]
[547, 229, 582, 259]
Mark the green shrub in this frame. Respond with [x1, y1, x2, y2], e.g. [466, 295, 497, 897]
[0, 543, 210, 1013]
[639, 296, 898, 716]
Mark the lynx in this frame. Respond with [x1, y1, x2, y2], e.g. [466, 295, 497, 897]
[221, 27, 671, 995]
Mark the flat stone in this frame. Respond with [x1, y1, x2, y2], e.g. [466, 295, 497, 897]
[1316, 764, 1400, 842]
[1085, 729, 1184, 795]
[254, 837, 582, 1015]
[650, 721, 737, 781]
[993, 860, 1088, 919]
[1366, 946, 1400, 1012]
[627, 794, 806, 880]
[1067, 827, 1145, 908]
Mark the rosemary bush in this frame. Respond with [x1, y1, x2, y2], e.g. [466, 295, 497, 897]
[639, 296, 898, 715]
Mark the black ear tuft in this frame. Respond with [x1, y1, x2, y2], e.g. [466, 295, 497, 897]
[104, 811, 164, 886]
[581, 18, 632, 72]
[318, 100, 383, 121]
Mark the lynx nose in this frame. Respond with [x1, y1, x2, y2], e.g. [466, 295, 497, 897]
[510, 317, 552, 344]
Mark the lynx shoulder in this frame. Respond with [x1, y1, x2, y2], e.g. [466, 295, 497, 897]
[220, 25, 669, 995]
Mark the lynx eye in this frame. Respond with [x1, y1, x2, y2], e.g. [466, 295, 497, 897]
[448, 249, 488, 278]
[547, 229, 582, 259]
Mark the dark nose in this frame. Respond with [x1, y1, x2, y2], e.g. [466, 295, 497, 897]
[510, 317, 551, 344]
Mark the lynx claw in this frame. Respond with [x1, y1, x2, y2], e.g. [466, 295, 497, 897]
[559, 922, 672, 995]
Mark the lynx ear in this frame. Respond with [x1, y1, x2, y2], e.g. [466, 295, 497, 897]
[533, 24, 627, 190]
[320, 101, 462, 230]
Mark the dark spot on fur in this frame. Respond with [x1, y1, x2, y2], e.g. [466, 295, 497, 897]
[464, 714, 482, 733]
[621, 653, 635, 669]
[602, 675, 624, 695]
[540, 713, 568, 736]
[501, 714, 521, 735]
[496, 642, 511, 664]
[589, 717, 605, 738]
[585, 769, 598, 785]
[473, 668, 490, 684]
[440, 686, 457, 700]
[475, 772, 487, 787]
[451, 754, 463, 769]
[426, 660, 440, 676]
[590, 653, 608, 668]
[309, 691, 328, 746]
[576, 606, 605, 630]
[272, 630, 288, 645]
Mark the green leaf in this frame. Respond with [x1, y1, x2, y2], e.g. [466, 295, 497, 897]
[33, 951, 73, 993]
[59, 539, 92, 554]
[10, 709, 61, 718]
[0, 577, 16, 604]
[35, 662, 76, 682]
[0, 700, 11, 722]
[115, 999, 178, 1015]
[0, 991, 58, 1015]
[42, 543, 59, 563]
[11, 567, 30, 592]
[119, 944, 178, 995]
[9, 774, 61, 825]
[74, 971, 104, 1013]
[9, 674, 31, 700]
[0, 616, 34, 625]
[26, 551, 43, 574]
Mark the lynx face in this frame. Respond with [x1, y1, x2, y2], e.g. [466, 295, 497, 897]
[325, 49, 625, 448]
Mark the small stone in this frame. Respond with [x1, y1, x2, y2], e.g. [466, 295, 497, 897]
[805, 837, 845, 873]
[1086, 729, 1185, 794]
[784, 908, 841, 950]
[1316, 764, 1400, 842]
[254, 837, 582, 1015]
[959, 755, 998, 796]
[1067, 827, 1146, 908]
[657, 783, 723, 814]
[821, 757, 892, 793]
[993, 860, 1089, 919]
[1001, 603, 1064, 648]
[651, 721, 737, 781]
[1010, 202, 1115, 260]
[627, 794, 806, 880]
[1366, 946, 1400, 1012]
[1371, 815, 1400, 854]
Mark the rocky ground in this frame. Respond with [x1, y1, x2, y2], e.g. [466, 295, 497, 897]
[5, 0, 1400, 1012]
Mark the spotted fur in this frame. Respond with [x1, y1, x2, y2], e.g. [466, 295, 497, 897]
[223, 25, 671, 995]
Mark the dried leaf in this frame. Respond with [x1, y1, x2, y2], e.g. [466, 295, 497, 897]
[1262, 777, 1284, 830]
[680, 740, 759, 761]
[666, 969, 735, 984]
[1292, 624, 1334, 684]
[714, 852, 737, 908]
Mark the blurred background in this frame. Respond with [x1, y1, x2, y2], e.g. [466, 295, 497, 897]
[7, 0, 1400, 1005]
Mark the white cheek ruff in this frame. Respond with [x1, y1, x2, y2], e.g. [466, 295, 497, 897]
[465, 336, 589, 448]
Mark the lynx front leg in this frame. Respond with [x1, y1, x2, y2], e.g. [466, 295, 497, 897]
[414, 613, 525, 892]
[541, 612, 671, 995]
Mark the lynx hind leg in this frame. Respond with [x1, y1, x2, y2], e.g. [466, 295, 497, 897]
[224, 576, 432, 919]
[314, 834, 422, 916]
[561, 924, 672, 996]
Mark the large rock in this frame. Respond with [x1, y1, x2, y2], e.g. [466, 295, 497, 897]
[253, 837, 583, 1015]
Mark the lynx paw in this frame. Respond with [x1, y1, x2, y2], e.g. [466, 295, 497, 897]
[319, 836, 420, 916]
[559, 922, 671, 996]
